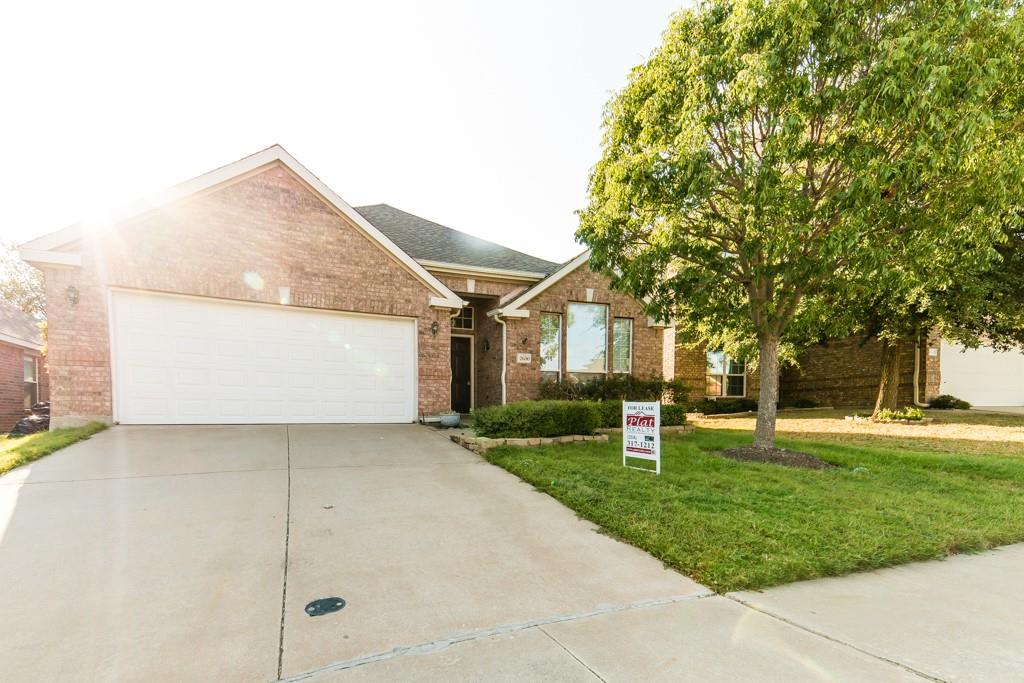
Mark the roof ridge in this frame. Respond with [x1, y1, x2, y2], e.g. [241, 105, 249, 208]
[353, 204, 560, 269]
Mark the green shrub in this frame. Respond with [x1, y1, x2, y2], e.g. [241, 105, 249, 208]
[690, 397, 758, 414]
[876, 406, 926, 421]
[547, 398, 687, 429]
[538, 375, 688, 402]
[472, 400, 602, 438]
[781, 398, 820, 409]
[662, 403, 687, 426]
[598, 400, 622, 428]
[929, 394, 972, 410]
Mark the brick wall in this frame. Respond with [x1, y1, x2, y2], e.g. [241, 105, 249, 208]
[503, 266, 670, 402]
[0, 344, 46, 430]
[0, 343, 25, 430]
[433, 274, 526, 300]
[41, 163, 452, 425]
[38, 352, 49, 404]
[674, 341, 759, 403]
[780, 334, 939, 407]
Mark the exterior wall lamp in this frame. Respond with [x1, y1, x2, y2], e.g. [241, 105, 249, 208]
[430, 321, 439, 337]
[66, 285, 79, 305]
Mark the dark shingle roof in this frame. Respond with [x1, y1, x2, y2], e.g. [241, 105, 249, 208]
[0, 303, 42, 348]
[354, 204, 560, 275]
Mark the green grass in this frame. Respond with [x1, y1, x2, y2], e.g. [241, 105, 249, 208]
[485, 428, 1024, 592]
[0, 423, 108, 476]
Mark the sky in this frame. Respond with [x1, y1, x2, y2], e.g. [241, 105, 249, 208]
[1, 0, 688, 264]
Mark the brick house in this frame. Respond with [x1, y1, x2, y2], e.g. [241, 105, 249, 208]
[0, 304, 48, 430]
[781, 332, 1024, 409]
[779, 334, 940, 408]
[678, 329, 1022, 410]
[19, 146, 676, 428]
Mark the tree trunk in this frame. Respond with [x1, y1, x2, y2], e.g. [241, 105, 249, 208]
[753, 333, 780, 450]
[872, 339, 901, 417]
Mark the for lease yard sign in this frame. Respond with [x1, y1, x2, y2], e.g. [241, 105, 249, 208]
[623, 401, 660, 475]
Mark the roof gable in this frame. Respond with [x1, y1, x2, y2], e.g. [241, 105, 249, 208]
[0, 304, 43, 350]
[19, 146, 464, 308]
[354, 204, 559, 275]
[492, 250, 592, 316]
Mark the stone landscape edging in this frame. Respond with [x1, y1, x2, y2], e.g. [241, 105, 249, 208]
[451, 433, 609, 454]
[844, 415, 935, 425]
[451, 424, 695, 454]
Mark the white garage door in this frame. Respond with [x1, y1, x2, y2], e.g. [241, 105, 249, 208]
[940, 340, 1024, 407]
[110, 290, 417, 424]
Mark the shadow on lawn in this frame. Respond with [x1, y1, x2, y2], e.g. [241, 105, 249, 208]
[703, 425, 1022, 458]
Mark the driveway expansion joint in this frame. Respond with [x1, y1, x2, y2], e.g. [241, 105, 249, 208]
[724, 593, 946, 683]
[537, 626, 607, 682]
[277, 425, 293, 680]
[276, 591, 714, 682]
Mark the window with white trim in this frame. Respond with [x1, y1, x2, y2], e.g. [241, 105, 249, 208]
[452, 306, 474, 330]
[612, 318, 632, 374]
[23, 354, 38, 409]
[567, 303, 608, 380]
[706, 350, 746, 397]
[540, 313, 561, 381]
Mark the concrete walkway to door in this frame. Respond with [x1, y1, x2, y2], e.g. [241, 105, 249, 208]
[0, 424, 1017, 681]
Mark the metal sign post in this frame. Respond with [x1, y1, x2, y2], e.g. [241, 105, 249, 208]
[622, 401, 661, 475]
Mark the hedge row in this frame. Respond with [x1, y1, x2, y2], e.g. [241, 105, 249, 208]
[689, 397, 758, 414]
[473, 401, 602, 438]
[473, 400, 686, 438]
[538, 375, 689, 402]
[595, 400, 687, 428]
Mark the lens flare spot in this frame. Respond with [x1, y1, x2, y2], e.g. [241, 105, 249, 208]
[243, 271, 265, 290]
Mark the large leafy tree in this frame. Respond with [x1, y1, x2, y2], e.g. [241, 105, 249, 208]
[578, 0, 1024, 449]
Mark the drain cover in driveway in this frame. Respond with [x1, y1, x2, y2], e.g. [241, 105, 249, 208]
[305, 597, 346, 617]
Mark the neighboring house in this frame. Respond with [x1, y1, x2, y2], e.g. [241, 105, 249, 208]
[677, 329, 1024, 410]
[782, 333, 1024, 409]
[19, 146, 675, 428]
[0, 304, 47, 430]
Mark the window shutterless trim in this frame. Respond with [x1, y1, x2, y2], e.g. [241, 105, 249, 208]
[452, 306, 474, 331]
[706, 351, 746, 398]
[566, 302, 608, 374]
[539, 312, 562, 378]
[613, 317, 633, 374]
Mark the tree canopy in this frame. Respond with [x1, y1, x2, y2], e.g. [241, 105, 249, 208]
[578, 0, 1024, 448]
[0, 244, 45, 319]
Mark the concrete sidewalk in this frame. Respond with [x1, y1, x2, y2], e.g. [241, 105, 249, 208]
[1, 424, 1020, 681]
[730, 545, 1024, 682]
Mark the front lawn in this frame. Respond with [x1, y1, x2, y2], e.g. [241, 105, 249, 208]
[0, 423, 108, 477]
[485, 428, 1024, 592]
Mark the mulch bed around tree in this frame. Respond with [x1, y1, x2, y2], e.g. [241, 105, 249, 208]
[717, 446, 836, 470]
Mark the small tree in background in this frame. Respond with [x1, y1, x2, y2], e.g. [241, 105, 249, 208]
[863, 218, 1024, 415]
[578, 0, 1024, 449]
[0, 244, 45, 319]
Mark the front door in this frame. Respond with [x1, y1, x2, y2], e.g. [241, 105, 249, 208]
[451, 336, 472, 413]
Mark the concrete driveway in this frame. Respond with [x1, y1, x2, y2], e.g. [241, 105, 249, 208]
[0, 424, 1018, 681]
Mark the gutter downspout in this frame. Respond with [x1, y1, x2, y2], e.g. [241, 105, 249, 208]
[490, 311, 508, 405]
[913, 328, 930, 407]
